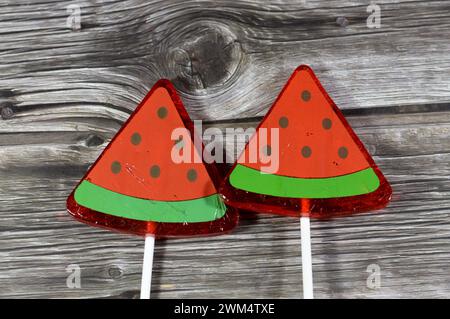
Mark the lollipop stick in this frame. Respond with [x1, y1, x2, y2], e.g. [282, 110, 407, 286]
[140, 235, 155, 299]
[300, 216, 314, 299]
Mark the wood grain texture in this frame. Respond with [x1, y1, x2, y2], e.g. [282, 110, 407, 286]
[0, 0, 450, 298]
[1, 110, 450, 298]
[1, 0, 450, 122]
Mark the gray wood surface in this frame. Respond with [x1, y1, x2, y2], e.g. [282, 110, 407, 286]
[0, 0, 449, 298]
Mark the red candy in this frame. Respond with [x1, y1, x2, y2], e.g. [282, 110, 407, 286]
[220, 65, 392, 218]
[67, 80, 238, 237]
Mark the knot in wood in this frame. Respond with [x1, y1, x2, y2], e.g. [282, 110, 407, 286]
[0, 102, 14, 120]
[85, 134, 104, 147]
[107, 265, 123, 279]
[167, 22, 243, 94]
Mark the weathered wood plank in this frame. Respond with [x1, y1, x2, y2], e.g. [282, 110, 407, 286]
[1, 0, 450, 299]
[0, 110, 449, 298]
[0, 0, 450, 122]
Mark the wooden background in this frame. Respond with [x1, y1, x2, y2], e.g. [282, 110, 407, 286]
[1, 0, 449, 298]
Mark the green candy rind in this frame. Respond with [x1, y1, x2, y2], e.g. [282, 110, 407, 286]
[74, 180, 226, 222]
[229, 165, 380, 198]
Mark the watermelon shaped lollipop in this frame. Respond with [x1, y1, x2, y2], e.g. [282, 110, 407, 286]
[67, 79, 238, 298]
[67, 80, 237, 237]
[220, 65, 392, 298]
[220, 65, 392, 218]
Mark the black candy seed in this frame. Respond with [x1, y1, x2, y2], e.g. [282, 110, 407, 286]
[279, 116, 289, 128]
[187, 169, 197, 182]
[157, 106, 168, 119]
[131, 132, 141, 145]
[301, 146, 312, 158]
[174, 136, 184, 149]
[262, 145, 272, 156]
[111, 161, 121, 174]
[322, 118, 332, 130]
[301, 90, 311, 102]
[150, 165, 160, 178]
[338, 147, 348, 159]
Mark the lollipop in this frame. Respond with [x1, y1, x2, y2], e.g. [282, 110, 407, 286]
[220, 65, 392, 298]
[67, 79, 238, 298]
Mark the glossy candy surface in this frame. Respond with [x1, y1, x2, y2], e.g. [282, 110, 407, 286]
[220, 65, 392, 218]
[67, 80, 238, 237]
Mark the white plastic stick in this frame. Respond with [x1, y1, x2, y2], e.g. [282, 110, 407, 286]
[140, 235, 155, 299]
[300, 216, 314, 299]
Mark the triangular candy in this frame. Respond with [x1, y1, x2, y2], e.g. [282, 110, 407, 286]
[220, 65, 392, 218]
[67, 80, 238, 237]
